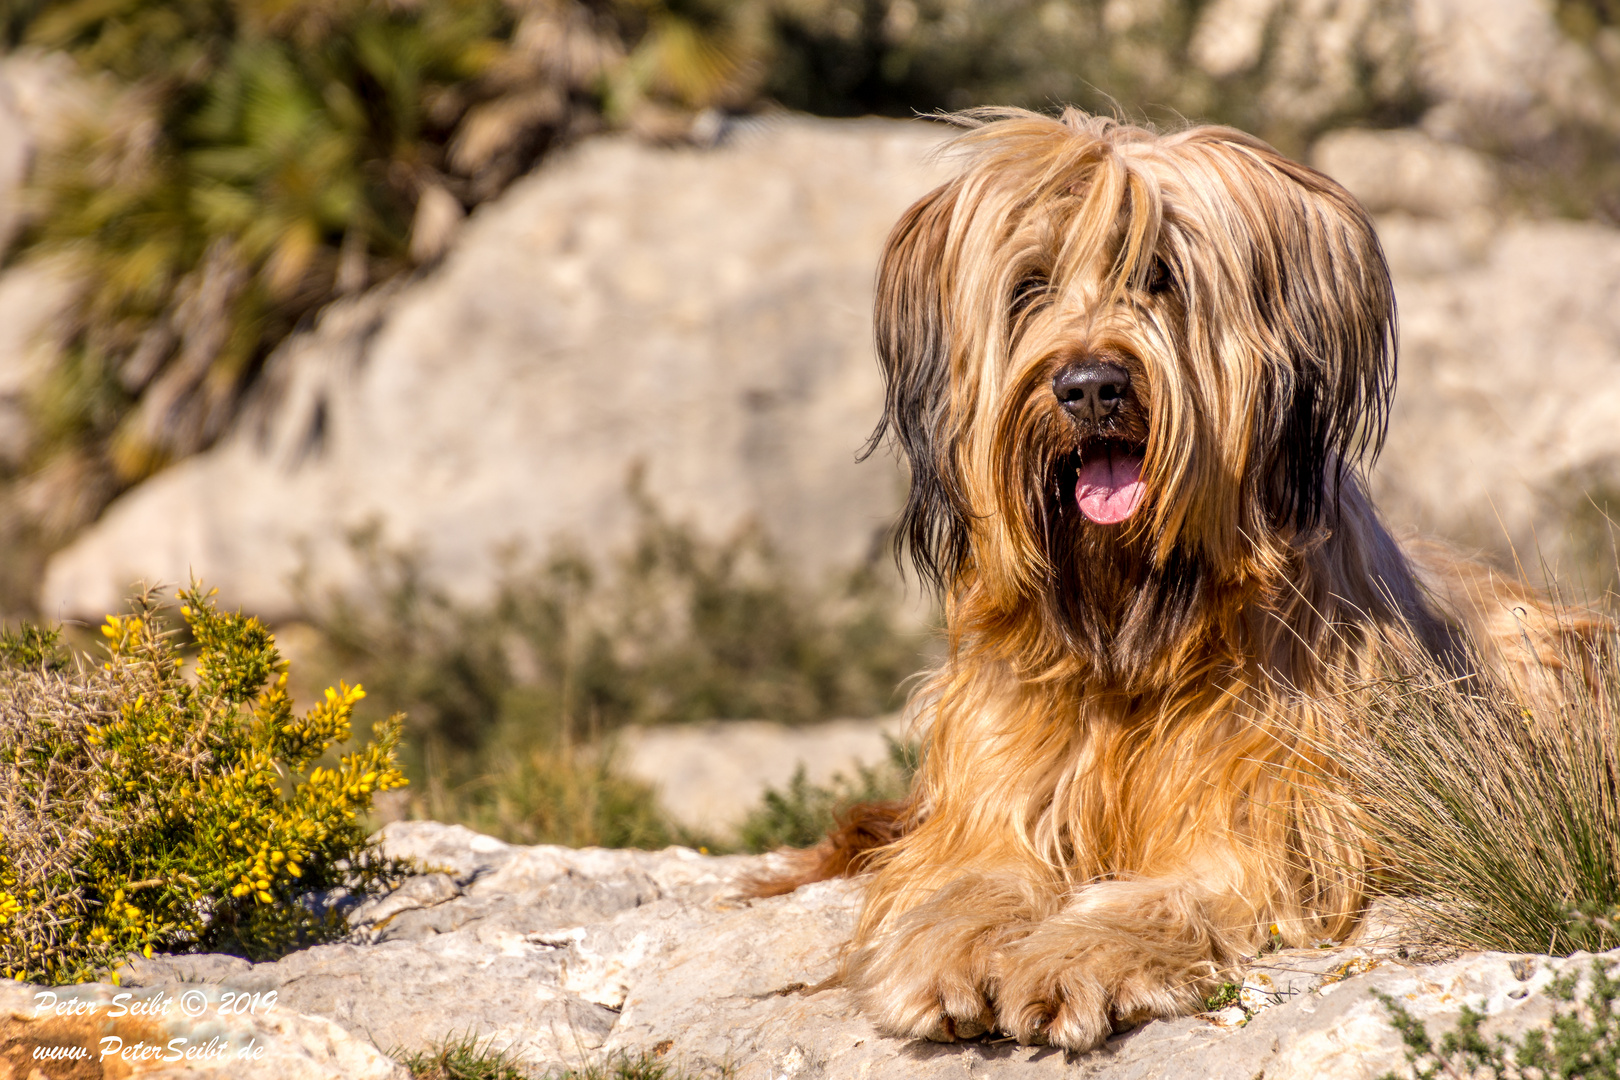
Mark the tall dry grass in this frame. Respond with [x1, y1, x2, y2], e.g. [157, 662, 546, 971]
[1336, 596, 1620, 955]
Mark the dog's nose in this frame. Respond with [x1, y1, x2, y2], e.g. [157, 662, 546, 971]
[1052, 362, 1130, 422]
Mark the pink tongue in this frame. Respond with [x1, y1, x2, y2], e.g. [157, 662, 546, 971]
[1076, 451, 1146, 524]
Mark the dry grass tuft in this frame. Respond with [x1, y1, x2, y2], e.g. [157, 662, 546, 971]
[1336, 599, 1620, 956]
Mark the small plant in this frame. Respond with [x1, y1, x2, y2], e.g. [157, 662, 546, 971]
[0, 582, 408, 983]
[1375, 959, 1620, 1080]
[547, 1052, 717, 1080]
[420, 741, 699, 851]
[736, 736, 917, 853]
[394, 1037, 717, 1080]
[1203, 981, 1241, 1012]
[395, 1031, 531, 1080]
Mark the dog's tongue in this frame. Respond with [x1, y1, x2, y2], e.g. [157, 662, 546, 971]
[1076, 450, 1146, 524]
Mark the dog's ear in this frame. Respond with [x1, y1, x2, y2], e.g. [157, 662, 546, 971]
[861, 180, 972, 592]
[1252, 159, 1397, 535]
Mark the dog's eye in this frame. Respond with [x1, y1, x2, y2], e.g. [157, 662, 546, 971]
[1145, 256, 1173, 297]
[1010, 274, 1049, 318]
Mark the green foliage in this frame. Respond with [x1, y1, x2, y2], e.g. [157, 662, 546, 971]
[1375, 960, 1620, 1080]
[3, 0, 765, 535]
[395, 1031, 531, 1080]
[0, 624, 64, 670]
[309, 495, 930, 844]
[417, 741, 698, 851]
[760, 0, 1427, 150]
[736, 735, 915, 853]
[1203, 981, 1241, 1012]
[545, 1051, 717, 1080]
[0, 583, 408, 983]
[395, 1036, 720, 1080]
[1337, 610, 1620, 957]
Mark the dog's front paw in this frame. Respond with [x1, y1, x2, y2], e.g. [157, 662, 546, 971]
[992, 931, 1210, 1050]
[846, 920, 999, 1042]
[990, 947, 1109, 1049]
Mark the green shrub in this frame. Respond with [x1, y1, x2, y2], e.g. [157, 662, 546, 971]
[1376, 959, 1620, 1080]
[395, 1031, 531, 1080]
[396, 1037, 714, 1080]
[307, 494, 931, 843]
[395, 1036, 719, 1080]
[0, 583, 408, 983]
[414, 741, 699, 851]
[736, 735, 916, 853]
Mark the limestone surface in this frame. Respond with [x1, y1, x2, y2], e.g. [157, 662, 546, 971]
[52, 820, 1614, 1079]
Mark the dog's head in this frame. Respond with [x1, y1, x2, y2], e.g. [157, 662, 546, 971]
[870, 109, 1396, 682]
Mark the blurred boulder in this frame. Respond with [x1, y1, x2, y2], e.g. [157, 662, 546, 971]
[1309, 128, 1620, 586]
[1371, 213, 1620, 584]
[1188, 0, 1614, 144]
[39, 117, 951, 622]
[0, 263, 70, 470]
[617, 716, 906, 839]
[0, 53, 83, 472]
[1312, 128, 1498, 218]
[0, 51, 81, 251]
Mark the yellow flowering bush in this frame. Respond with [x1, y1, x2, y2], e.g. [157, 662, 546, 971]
[0, 584, 408, 984]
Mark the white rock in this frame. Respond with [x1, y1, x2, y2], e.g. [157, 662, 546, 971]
[92, 821, 1618, 1079]
[0, 980, 406, 1078]
[39, 117, 952, 623]
[1312, 128, 1498, 218]
[616, 715, 908, 837]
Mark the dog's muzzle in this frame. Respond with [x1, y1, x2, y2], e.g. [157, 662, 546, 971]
[1053, 361, 1146, 526]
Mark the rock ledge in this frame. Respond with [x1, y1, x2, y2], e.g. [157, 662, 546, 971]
[0, 821, 1607, 1079]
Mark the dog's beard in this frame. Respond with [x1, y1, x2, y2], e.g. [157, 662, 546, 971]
[1039, 448, 1208, 687]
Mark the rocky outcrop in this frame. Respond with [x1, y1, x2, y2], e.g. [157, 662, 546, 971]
[38, 117, 951, 623]
[0, 820, 1594, 1078]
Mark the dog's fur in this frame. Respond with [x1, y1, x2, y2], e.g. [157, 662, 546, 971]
[760, 108, 1595, 1050]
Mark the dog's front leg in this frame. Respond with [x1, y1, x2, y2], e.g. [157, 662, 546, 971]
[845, 871, 1058, 1042]
[992, 877, 1263, 1050]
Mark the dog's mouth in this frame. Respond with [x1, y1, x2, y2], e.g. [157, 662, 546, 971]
[1074, 440, 1146, 524]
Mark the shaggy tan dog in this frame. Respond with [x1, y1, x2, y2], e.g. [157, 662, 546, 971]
[764, 108, 1590, 1051]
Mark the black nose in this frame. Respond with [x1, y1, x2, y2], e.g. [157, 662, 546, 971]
[1052, 362, 1130, 422]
